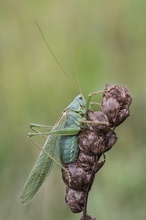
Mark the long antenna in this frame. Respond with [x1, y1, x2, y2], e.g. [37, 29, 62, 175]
[71, 45, 82, 94]
[35, 21, 81, 94]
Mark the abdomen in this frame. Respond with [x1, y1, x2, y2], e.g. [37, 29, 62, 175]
[59, 135, 78, 164]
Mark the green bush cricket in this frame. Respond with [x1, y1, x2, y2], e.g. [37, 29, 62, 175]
[20, 22, 108, 205]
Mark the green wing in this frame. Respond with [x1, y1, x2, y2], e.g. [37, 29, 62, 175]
[20, 134, 59, 204]
[20, 112, 67, 205]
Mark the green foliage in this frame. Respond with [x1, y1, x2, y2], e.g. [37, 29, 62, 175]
[0, 0, 145, 219]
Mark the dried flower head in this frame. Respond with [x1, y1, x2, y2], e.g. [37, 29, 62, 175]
[61, 84, 132, 220]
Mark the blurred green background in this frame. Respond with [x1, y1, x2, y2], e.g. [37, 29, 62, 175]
[0, 0, 146, 219]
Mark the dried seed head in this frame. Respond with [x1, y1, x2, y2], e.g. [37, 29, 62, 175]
[61, 84, 132, 218]
[78, 152, 96, 172]
[65, 188, 85, 213]
[101, 97, 120, 126]
[78, 129, 107, 156]
[62, 163, 89, 190]
[101, 84, 132, 126]
[104, 84, 132, 107]
[87, 111, 110, 133]
[78, 129, 104, 156]
[78, 115, 117, 156]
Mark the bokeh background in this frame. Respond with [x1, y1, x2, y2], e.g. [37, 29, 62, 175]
[1, 0, 146, 219]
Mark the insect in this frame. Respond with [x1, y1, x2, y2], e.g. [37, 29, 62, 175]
[20, 22, 107, 205]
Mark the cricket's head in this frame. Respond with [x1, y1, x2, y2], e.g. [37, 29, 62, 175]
[67, 94, 86, 112]
[75, 94, 86, 106]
